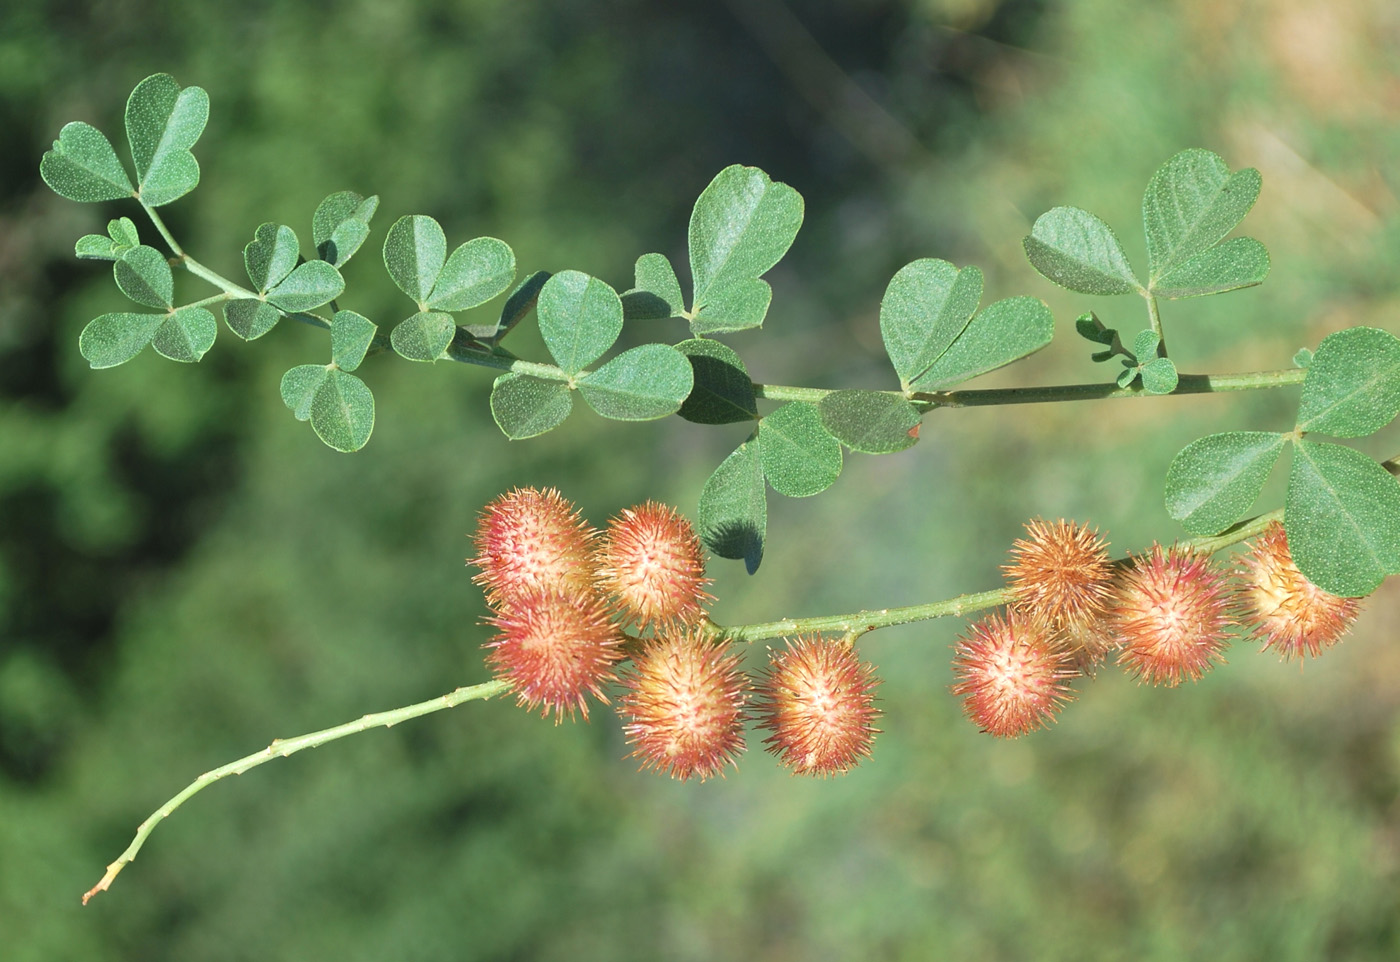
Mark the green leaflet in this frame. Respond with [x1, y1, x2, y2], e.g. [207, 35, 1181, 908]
[390, 311, 456, 362]
[622, 253, 685, 321]
[426, 236, 515, 312]
[879, 259, 982, 390]
[1286, 440, 1400, 597]
[244, 223, 300, 293]
[1295, 327, 1400, 438]
[40, 122, 133, 203]
[330, 310, 378, 372]
[265, 261, 345, 313]
[818, 390, 921, 454]
[914, 296, 1054, 391]
[758, 402, 842, 497]
[537, 270, 623, 375]
[1165, 431, 1285, 535]
[383, 215, 447, 304]
[124, 74, 208, 207]
[688, 165, 803, 334]
[79, 312, 166, 368]
[577, 344, 693, 421]
[150, 307, 218, 363]
[1023, 206, 1141, 296]
[313, 191, 378, 267]
[224, 300, 281, 341]
[674, 338, 758, 425]
[114, 245, 174, 309]
[698, 434, 767, 574]
[490, 373, 574, 439]
[75, 218, 140, 261]
[1150, 237, 1269, 299]
[279, 365, 375, 452]
[467, 270, 549, 342]
[1143, 148, 1261, 283]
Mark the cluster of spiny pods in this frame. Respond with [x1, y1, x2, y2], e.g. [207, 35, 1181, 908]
[961, 519, 1364, 737]
[470, 486, 881, 780]
[471, 488, 1362, 779]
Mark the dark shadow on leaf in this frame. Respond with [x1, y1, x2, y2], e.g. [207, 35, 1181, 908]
[702, 520, 763, 574]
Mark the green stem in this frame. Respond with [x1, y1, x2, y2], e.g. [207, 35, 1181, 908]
[1145, 293, 1166, 357]
[81, 679, 511, 905]
[141, 200, 259, 299]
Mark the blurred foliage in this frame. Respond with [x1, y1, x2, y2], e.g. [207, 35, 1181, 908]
[3, 0, 1400, 959]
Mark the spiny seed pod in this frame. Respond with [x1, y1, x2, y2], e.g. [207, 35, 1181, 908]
[1113, 545, 1235, 686]
[471, 487, 597, 605]
[1003, 518, 1116, 665]
[1240, 522, 1362, 660]
[619, 630, 747, 780]
[485, 587, 623, 721]
[756, 634, 881, 777]
[952, 611, 1075, 737]
[595, 500, 712, 630]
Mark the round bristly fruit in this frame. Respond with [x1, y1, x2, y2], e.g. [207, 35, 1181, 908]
[756, 634, 881, 776]
[952, 611, 1075, 737]
[471, 487, 597, 605]
[595, 500, 712, 630]
[485, 587, 623, 721]
[1240, 522, 1362, 660]
[619, 630, 747, 780]
[1003, 519, 1116, 664]
[1113, 544, 1235, 686]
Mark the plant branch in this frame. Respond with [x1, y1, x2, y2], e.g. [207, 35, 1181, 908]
[81, 679, 511, 905]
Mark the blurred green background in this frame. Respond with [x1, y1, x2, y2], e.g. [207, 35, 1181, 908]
[3, 0, 1400, 958]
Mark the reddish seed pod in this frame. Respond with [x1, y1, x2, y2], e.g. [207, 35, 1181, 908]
[952, 611, 1075, 737]
[595, 500, 712, 630]
[756, 634, 881, 777]
[1113, 545, 1235, 686]
[485, 587, 623, 721]
[1003, 518, 1117, 665]
[619, 629, 747, 781]
[1240, 522, 1362, 660]
[470, 487, 597, 606]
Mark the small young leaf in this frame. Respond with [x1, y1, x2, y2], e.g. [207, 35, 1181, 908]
[689, 165, 803, 334]
[76, 235, 121, 260]
[622, 253, 685, 320]
[114, 245, 174, 309]
[1286, 439, 1400, 597]
[124, 74, 208, 207]
[1293, 347, 1313, 369]
[266, 261, 345, 313]
[1165, 431, 1286, 535]
[1143, 149, 1261, 282]
[758, 402, 842, 497]
[1150, 237, 1270, 299]
[150, 306, 217, 363]
[427, 237, 515, 311]
[383, 215, 446, 304]
[243, 223, 300, 293]
[313, 191, 378, 266]
[468, 270, 550, 342]
[1075, 312, 1116, 346]
[537, 270, 623, 375]
[1131, 329, 1160, 362]
[224, 300, 281, 340]
[818, 390, 921, 454]
[578, 344, 694, 421]
[916, 296, 1055, 390]
[1139, 357, 1179, 394]
[1295, 327, 1400, 438]
[281, 364, 329, 421]
[674, 338, 758, 424]
[1023, 206, 1141, 295]
[698, 434, 767, 573]
[40, 122, 133, 202]
[390, 311, 456, 362]
[108, 217, 140, 249]
[1116, 366, 1139, 389]
[490, 373, 574, 439]
[331, 310, 377, 372]
[79, 312, 165, 368]
[879, 259, 983, 390]
[309, 369, 375, 452]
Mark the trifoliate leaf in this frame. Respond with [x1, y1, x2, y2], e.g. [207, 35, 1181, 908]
[427, 237, 515, 312]
[330, 310, 377, 372]
[1165, 431, 1285, 535]
[758, 402, 842, 497]
[622, 253, 685, 321]
[1143, 148, 1261, 283]
[916, 296, 1054, 390]
[688, 165, 803, 334]
[113, 245, 173, 309]
[1149, 237, 1270, 299]
[818, 390, 921, 454]
[674, 338, 757, 424]
[313, 191, 378, 267]
[537, 270, 623, 375]
[1295, 327, 1400, 438]
[383, 215, 446, 304]
[40, 122, 133, 202]
[124, 74, 208, 207]
[1286, 439, 1400, 596]
[490, 372, 574, 439]
[577, 343, 693, 421]
[1023, 206, 1141, 295]
[698, 434, 766, 573]
[879, 258, 982, 391]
